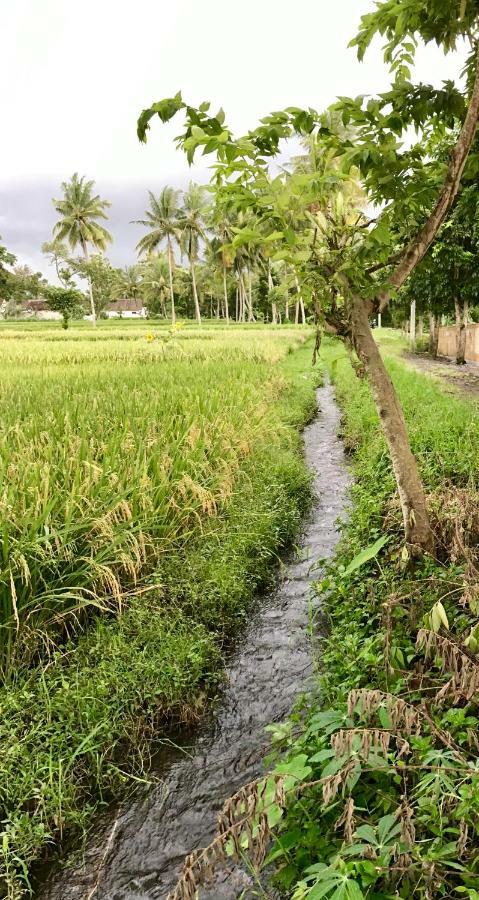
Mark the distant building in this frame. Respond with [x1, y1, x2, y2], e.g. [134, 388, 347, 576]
[105, 298, 147, 319]
[14, 298, 62, 320]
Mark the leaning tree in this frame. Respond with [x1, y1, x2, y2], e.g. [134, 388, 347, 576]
[137, 0, 479, 556]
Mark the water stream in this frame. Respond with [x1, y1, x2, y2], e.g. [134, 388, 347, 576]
[38, 380, 351, 900]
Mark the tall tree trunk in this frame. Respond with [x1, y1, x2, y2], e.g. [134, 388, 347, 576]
[247, 270, 255, 322]
[300, 297, 306, 324]
[429, 314, 439, 359]
[238, 275, 244, 322]
[167, 237, 176, 325]
[268, 260, 276, 324]
[351, 297, 433, 554]
[377, 312, 382, 328]
[294, 272, 302, 325]
[285, 299, 289, 321]
[409, 299, 416, 350]
[418, 315, 424, 339]
[223, 263, 230, 324]
[81, 239, 96, 326]
[190, 259, 201, 324]
[455, 298, 466, 365]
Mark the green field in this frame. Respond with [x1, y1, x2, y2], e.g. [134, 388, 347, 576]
[0, 321, 317, 896]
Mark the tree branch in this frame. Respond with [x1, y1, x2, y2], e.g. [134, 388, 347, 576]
[379, 42, 479, 313]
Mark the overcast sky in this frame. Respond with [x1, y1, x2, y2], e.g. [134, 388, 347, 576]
[1, 0, 466, 279]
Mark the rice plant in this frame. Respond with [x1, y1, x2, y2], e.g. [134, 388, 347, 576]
[0, 322, 309, 677]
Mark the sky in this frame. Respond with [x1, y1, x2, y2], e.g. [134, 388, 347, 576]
[0, 0, 467, 279]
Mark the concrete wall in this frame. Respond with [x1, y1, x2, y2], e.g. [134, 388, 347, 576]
[438, 323, 479, 363]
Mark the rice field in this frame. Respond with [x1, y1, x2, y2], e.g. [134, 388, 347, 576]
[0, 321, 310, 677]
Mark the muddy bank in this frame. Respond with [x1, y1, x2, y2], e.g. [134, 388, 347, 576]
[37, 381, 351, 900]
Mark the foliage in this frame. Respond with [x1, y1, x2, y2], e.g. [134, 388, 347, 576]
[72, 252, 122, 316]
[43, 285, 85, 328]
[259, 338, 479, 899]
[0, 239, 17, 306]
[52, 173, 112, 255]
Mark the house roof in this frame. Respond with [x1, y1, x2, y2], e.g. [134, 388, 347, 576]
[20, 298, 50, 311]
[108, 298, 144, 312]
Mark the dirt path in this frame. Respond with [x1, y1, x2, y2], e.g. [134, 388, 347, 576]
[402, 351, 479, 398]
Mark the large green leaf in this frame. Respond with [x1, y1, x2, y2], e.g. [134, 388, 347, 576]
[342, 535, 389, 578]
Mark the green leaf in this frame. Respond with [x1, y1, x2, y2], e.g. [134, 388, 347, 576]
[342, 535, 389, 578]
[274, 753, 312, 781]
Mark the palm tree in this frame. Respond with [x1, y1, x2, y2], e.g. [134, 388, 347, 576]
[52, 174, 111, 325]
[210, 205, 236, 323]
[140, 254, 170, 318]
[117, 265, 142, 303]
[134, 187, 181, 324]
[179, 183, 209, 324]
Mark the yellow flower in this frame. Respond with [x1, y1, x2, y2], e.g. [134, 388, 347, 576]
[146, 333, 155, 342]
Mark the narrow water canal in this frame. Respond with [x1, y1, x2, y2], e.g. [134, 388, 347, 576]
[38, 381, 351, 900]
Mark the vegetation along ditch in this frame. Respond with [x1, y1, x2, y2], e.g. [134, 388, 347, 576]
[37, 354, 351, 900]
[0, 327, 317, 898]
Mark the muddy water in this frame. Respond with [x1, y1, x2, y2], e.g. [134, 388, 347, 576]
[38, 381, 350, 900]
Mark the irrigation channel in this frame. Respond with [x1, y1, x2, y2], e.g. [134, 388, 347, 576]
[38, 381, 351, 900]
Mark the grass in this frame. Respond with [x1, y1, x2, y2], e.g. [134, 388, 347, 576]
[0, 322, 309, 676]
[0, 321, 318, 897]
[263, 336, 479, 899]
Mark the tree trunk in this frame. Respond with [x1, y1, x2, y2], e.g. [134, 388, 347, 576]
[429, 314, 439, 359]
[455, 298, 466, 365]
[294, 272, 302, 325]
[247, 270, 255, 322]
[351, 297, 433, 554]
[268, 260, 276, 324]
[81, 239, 96, 326]
[418, 315, 424, 339]
[285, 299, 289, 321]
[409, 299, 416, 351]
[223, 264, 230, 324]
[190, 260, 201, 324]
[377, 312, 382, 329]
[300, 298, 306, 324]
[238, 275, 245, 322]
[167, 237, 176, 325]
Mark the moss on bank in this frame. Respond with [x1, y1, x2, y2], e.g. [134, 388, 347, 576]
[0, 341, 319, 898]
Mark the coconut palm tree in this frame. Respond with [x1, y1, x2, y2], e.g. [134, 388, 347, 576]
[52, 174, 111, 325]
[140, 255, 171, 318]
[210, 204, 236, 324]
[178, 183, 209, 324]
[116, 265, 143, 303]
[134, 187, 181, 324]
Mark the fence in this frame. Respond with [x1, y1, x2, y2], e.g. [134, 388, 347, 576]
[437, 323, 479, 363]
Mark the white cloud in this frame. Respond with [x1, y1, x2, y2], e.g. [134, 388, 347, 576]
[0, 0, 466, 276]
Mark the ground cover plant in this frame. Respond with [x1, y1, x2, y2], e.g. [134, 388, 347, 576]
[0, 321, 317, 897]
[179, 338, 479, 898]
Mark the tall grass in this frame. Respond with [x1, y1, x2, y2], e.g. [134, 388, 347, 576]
[0, 323, 309, 677]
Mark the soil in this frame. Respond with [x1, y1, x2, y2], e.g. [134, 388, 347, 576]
[402, 351, 479, 398]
